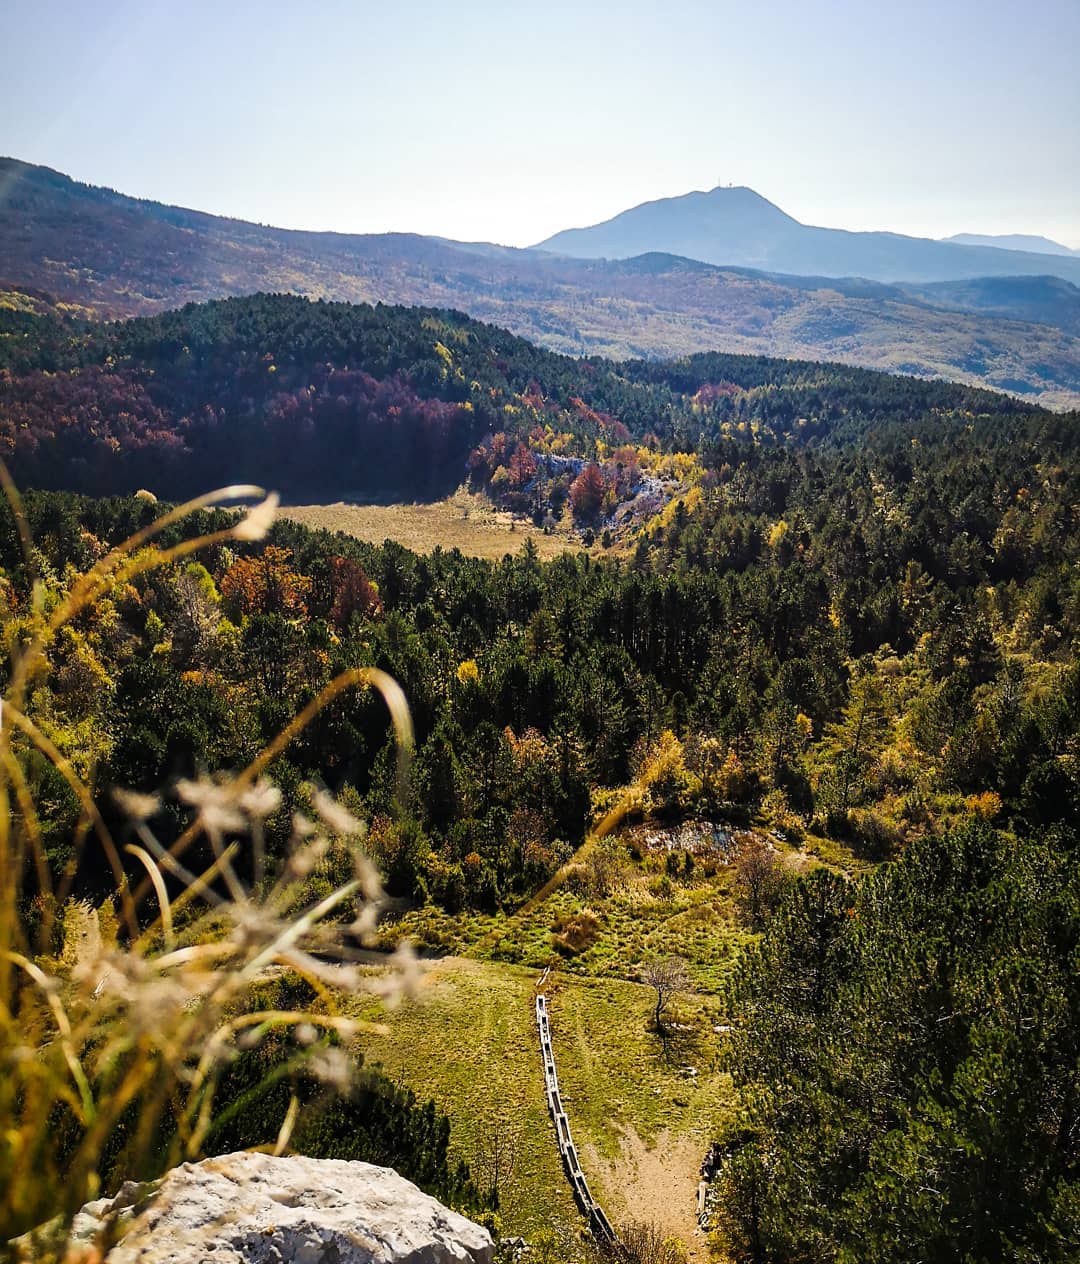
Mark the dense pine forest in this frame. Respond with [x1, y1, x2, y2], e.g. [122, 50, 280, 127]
[0, 291, 1051, 500]
[4, 292, 1080, 1259]
[6, 295, 1079, 854]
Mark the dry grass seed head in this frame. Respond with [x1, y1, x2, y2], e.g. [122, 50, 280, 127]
[0, 482, 420, 1249]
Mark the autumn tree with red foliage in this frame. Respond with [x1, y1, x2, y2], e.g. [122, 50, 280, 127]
[328, 556, 382, 630]
[507, 442, 537, 489]
[569, 461, 605, 519]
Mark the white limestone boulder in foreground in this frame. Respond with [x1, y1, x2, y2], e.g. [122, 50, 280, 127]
[59, 1152, 495, 1264]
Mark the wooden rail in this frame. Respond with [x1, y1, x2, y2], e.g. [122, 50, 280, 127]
[535, 991, 620, 1250]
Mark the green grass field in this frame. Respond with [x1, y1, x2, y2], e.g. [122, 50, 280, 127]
[354, 821, 874, 1256]
[356, 843, 764, 1257]
[385, 864, 755, 996]
[353, 956, 733, 1260]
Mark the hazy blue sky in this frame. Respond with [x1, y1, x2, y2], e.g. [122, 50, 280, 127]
[3, 0, 1078, 247]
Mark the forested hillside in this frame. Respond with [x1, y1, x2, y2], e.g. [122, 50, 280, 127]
[6, 291, 1079, 900]
[722, 821, 1079, 1261]
[0, 291, 1055, 511]
[4, 157, 1080, 406]
[5, 293, 1080, 1259]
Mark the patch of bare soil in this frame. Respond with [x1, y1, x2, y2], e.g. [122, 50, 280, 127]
[584, 1126, 708, 1260]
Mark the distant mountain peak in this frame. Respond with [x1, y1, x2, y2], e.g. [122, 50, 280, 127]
[705, 183, 777, 199]
[533, 185, 1080, 286]
[2, 156, 1080, 408]
[704, 183, 800, 216]
[533, 185, 799, 252]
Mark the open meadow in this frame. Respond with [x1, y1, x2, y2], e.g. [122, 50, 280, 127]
[354, 956, 734, 1261]
[350, 830, 785, 1255]
[280, 491, 593, 562]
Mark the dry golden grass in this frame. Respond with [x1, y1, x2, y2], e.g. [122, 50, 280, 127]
[280, 491, 594, 562]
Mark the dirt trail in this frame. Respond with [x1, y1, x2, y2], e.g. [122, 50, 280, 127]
[584, 1125, 707, 1259]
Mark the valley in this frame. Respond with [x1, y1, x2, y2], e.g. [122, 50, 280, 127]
[5, 5, 1080, 1261]
[4, 159, 1080, 407]
[2, 237, 1078, 1264]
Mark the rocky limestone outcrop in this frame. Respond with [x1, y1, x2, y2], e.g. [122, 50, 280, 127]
[24, 1152, 494, 1263]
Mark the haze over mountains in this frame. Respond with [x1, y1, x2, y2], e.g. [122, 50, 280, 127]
[943, 233, 1079, 257]
[535, 186, 1080, 285]
[2, 157, 1080, 408]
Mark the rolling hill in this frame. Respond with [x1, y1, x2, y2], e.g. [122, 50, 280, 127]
[1, 292, 1050, 505]
[903, 275, 1080, 338]
[2, 158, 1080, 408]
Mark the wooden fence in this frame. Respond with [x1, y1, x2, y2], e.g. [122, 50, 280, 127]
[535, 990, 619, 1250]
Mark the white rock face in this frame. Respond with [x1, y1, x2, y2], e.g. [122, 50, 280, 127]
[63, 1152, 494, 1264]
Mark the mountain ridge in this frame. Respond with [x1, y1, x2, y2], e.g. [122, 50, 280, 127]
[535, 186, 1080, 286]
[2, 157, 1080, 408]
[943, 232, 1078, 256]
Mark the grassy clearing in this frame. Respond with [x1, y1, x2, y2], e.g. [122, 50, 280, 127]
[358, 830, 824, 1254]
[383, 844, 756, 996]
[800, 828, 879, 875]
[353, 957, 733, 1259]
[280, 490, 595, 562]
[549, 972, 733, 1257]
[354, 959, 583, 1254]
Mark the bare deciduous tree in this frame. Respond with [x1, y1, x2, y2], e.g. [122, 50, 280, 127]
[472, 1114, 522, 1210]
[733, 833, 788, 930]
[643, 956, 690, 1036]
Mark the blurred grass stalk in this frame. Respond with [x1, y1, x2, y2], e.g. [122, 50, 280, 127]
[0, 478, 415, 1255]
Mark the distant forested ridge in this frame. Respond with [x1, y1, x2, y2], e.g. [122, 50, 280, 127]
[0, 292, 1056, 507]
[4, 156, 1080, 407]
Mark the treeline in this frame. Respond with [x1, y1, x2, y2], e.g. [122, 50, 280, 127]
[0, 294, 1063, 504]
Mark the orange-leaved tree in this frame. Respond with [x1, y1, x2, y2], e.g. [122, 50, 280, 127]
[220, 544, 312, 618]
